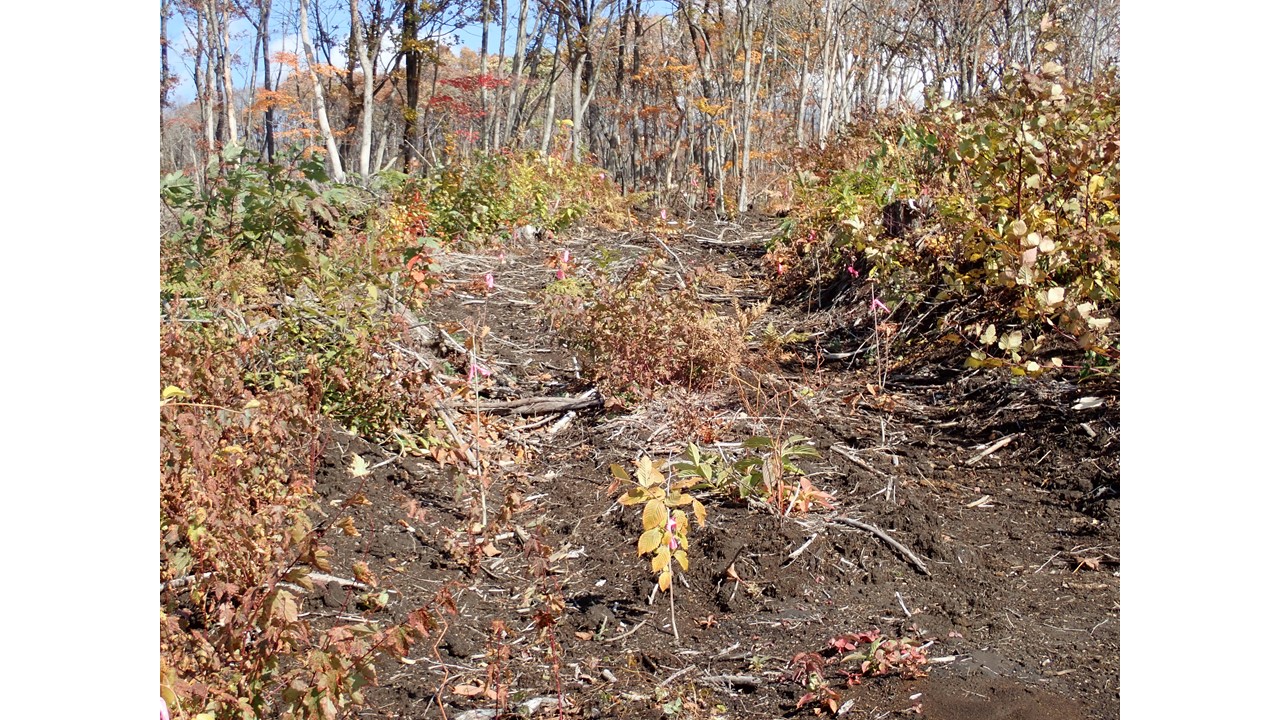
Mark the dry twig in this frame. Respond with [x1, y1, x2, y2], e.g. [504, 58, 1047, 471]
[966, 434, 1019, 465]
[829, 517, 931, 576]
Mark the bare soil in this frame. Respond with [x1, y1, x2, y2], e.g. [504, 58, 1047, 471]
[304, 219, 1119, 720]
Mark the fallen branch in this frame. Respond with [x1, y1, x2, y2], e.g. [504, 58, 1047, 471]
[658, 665, 698, 688]
[475, 390, 602, 416]
[830, 444, 890, 478]
[433, 400, 480, 471]
[599, 619, 648, 644]
[547, 410, 577, 436]
[829, 517, 931, 576]
[697, 674, 761, 689]
[784, 533, 821, 565]
[966, 433, 1019, 466]
[160, 571, 379, 594]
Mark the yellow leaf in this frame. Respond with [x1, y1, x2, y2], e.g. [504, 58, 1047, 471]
[672, 510, 689, 535]
[692, 499, 707, 527]
[161, 386, 187, 400]
[637, 527, 663, 556]
[658, 568, 672, 591]
[349, 453, 370, 478]
[651, 546, 671, 573]
[618, 487, 647, 506]
[635, 456, 665, 487]
[643, 499, 668, 531]
[674, 549, 689, 571]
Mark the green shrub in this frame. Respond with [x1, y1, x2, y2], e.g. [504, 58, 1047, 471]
[391, 150, 633, 250]
[773, 58, 1119, 374]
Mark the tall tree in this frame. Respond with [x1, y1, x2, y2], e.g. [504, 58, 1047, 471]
[300, 0, 347, 181]
[161, 0, 173, 159]
[350, 0, 377, 178]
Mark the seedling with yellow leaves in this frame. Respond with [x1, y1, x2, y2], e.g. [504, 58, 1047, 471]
[612, 456, 707, 638]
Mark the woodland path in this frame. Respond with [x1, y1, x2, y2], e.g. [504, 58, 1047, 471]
[307, 218, 1120, 720]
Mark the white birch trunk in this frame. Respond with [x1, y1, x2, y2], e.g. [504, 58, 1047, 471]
[299, 0, 346, 182]
[349, 0, 375, 179]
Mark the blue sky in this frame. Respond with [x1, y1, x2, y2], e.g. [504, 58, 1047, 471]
[165, 1, 681, 107]
[165, 3, 548, 107]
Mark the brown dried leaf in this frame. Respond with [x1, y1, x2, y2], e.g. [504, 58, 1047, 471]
[452, 684, 485, 697]
[336, 516, 361, 537]
[352, 561, 377, 586]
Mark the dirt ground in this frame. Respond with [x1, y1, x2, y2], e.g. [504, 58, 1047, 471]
[302, 219, 1119, 720]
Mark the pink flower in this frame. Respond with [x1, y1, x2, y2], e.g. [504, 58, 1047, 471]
[560, 249, 570, 264]
[556, 268, 566, 280]
[598, 172, 606, 181]
[776, 261, 786, 275]
[667, 517, 678, 550]
[468, 362, 492, 381]
[871, 298, 890, 314]
[160, 698, 170, 720]
[484, 272, 495, 290]
[660, 208, 668, 222]
[847, 265, 859, 278]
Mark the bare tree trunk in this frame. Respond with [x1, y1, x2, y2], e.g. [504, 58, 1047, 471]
[503, 0, 530, 147]
[401, 0, 422, 172]
[300, 0, 346, 181]
[220, 2, 238, 144]
[260, 0, 276, 162]
[541, 17, 563, 155]
[350, 0, 375, 179]
[492, 0, 509, 148]
[205, 0, 238, 145]
[192, 8, 216, 163]
[161, 0, 172, 162]
[816, 0, 836, 147]
[480, 0, 492, 151]
[735, 0, 759, 214]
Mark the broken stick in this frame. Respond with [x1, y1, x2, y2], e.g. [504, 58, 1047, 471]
[830, 517, 931, 576]
[476, 389, 602, 416]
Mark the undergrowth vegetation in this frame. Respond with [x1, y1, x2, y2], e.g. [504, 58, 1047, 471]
[539, 258, 764, 397]
[159, 143, 635, 718]
[383, 146, 635, 249]
[159, 50, 1118, 713]
[772, 47, 1119, 377]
